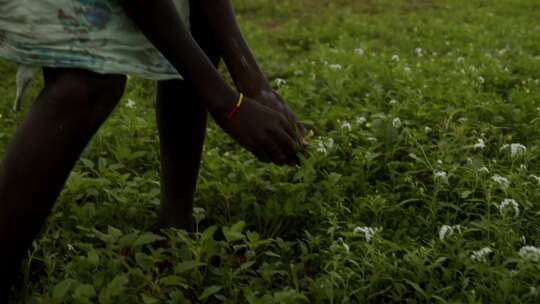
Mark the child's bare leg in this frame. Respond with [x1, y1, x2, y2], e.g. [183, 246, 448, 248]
[0, 68, 126, 297]
[156, 6, 221, 231]
[156, 79, 208, 231]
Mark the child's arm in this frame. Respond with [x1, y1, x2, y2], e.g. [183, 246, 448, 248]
[118, 0, 301, 165]
[192, 0, 305, 136]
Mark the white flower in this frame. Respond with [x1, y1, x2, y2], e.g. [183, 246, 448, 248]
[435, 171, 447, 179]
[404, 66, 411, 73]
[392, 117, 402, 128]
[478, 76, 485, 84]
[341, 121, 352, 131]
[315, 137, 335, 155]
[519, 246, 540, 262]
[491, 175, 510, 190]
[329, 64, 343, 70]
[391, 54, 400, 61]
[67, 244, 75, 251]
[389, 99, 397, 105]
[437, 159, 443, 165]
[355, 116, 367, 125]
[354, 48, 364, 56]
[457, 56, 465, 63]
[367, 137, 377, 142]
[530, 175, 540, 185]
[439, 225, 463, 240]
[471, 247, 493, 262]
[474, 138, 485, 149]
[425, 126, 432, 133]
[126, 99, 136, 108]
[324, 138, 334, 149]
[316, 145, 327, 155]
[478, 167, 490, 174]
[354, 226, 381, 242]
[274, 78, 287, 87]
[415, 48, 423, 56]
[510, 143, 527, 157]
[498, 198, 520, 216]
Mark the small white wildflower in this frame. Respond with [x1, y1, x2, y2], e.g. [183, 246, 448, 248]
[126, 99, 136, 108]
[519, 246, 540, 263]
[478, 167, 490, 174]
[404, 66, 411, 73]
[415, 48, 423, 56]
[491, 175, 510, 190]
[329, 64, 343, 70]
[356, 116, 367, 125]
[510, 143, 527, 157]
[498, 198, 520, 216]
[274, 78, 287, 87]
[457, 56, 465, 63]
[471, 247, 493, 262]
[439, 225, 463, 240]
[391, 54, 400, 61]
[530, 175, 540, 185]
[324, 138, 334, 149]
[67, 244, 75, 251]
[425, 126, 432, 133]
[389, 99, 397, 105]
[354, 226, 381, 242]
[478, 76, 485, 84]
[474, 138, 485, 149]
[392, 117, 402, 128]
[341, 121, 352, 131]
[437, 159, 443, 165]
[458, 117, 468, 124]
[354, 48, 365, 56]
[316, 145, 327, 155]
[435, 171, 447, 179]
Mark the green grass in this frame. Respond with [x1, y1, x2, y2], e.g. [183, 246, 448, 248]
[2, 0, 540, 302]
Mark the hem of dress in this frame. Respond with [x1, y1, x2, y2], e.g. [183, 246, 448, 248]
[0, 52, 183, 81]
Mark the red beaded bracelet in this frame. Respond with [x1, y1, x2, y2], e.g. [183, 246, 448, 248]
[226, 93, 245, 121]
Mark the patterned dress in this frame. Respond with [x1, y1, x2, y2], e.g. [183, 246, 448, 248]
[0, 0, 190, 80]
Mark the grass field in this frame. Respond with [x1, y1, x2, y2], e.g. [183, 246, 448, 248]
[2, 0, 540, 302]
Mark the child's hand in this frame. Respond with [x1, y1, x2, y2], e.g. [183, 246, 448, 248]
[250, 90, 305, 141]
[217, 97, 302, 166]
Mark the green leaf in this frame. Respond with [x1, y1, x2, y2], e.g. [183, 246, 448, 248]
[174, 261, 206, 274]
[52, 279, 77, 299]
[73, 284, 96, 300]
[201, 225, 218, 241]
[98, 275, 129, 304]
[223, 221, 246, 242]
[133, 232, 165, 247]
[142, 294, 160, 304]
[198, 285, 223, 301]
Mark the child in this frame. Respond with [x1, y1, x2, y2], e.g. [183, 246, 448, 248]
[0, 0, 304, 297]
